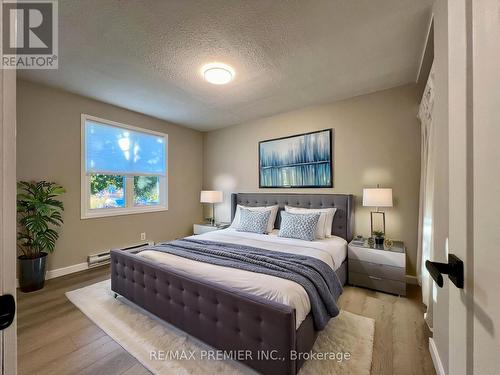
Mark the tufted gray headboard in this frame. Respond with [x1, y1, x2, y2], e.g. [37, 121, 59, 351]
[231, 193, 354, 242]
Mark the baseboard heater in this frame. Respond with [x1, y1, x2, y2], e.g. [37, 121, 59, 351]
[87, 241, 154, 268]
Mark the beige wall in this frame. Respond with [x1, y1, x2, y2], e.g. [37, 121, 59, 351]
[17, 80, 204, 271]
[203, 84, 421, 275]
[16, 80, 421, 277]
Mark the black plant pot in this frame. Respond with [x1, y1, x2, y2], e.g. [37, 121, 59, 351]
[18, 252, 48, 293]
[375, 237, 385, 246]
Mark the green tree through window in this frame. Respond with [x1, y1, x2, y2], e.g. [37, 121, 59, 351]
[90, 174, 124, 194]
[134, 176, 160, 206]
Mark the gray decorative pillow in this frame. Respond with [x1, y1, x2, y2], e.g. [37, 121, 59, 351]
[236, 208, 272, 234]
[279, 211, 321, 241]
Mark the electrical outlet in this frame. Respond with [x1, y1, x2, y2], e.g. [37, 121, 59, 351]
[140, 232, 146, 241]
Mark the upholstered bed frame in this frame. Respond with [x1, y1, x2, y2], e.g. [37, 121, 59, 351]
[111, 193, 354, 375]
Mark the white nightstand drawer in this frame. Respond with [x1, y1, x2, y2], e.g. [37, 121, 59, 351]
[348, 245, 405, 268]
[193, 224, 220, 235]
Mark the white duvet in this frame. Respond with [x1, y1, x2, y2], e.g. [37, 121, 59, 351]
[138, 228, 347, 328]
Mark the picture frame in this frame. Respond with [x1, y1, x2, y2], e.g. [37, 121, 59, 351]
[258, 128, 334, 188]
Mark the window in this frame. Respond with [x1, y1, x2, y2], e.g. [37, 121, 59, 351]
[81, 114, 168, 218]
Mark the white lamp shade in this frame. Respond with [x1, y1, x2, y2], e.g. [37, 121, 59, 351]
[363, 188, 393, 207]
[200, 190, 223, 203]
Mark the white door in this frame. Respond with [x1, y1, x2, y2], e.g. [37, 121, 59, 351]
[0, 6, 18, 372]
[447, 0, 500, 374]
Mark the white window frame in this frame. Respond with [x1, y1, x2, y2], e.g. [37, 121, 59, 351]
[81, 114, 168, 219]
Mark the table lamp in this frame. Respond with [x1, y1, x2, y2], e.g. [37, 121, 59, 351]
[200, 190, 223, 226]
[362, 186, 393, 236]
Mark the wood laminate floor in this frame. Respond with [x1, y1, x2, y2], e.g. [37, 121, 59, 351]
[17, 266, 435, 375]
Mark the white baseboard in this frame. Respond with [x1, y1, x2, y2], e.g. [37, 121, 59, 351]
[424, 312, 434, 333]
[429, 338, 446, 375]
[17, 261, 90, 288]
[16, 242, 153, 288]
[46, 262, 89, 279]
[405, 274, 419, 285]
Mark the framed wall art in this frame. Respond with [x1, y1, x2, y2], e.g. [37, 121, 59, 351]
[259, 129, 333, 188]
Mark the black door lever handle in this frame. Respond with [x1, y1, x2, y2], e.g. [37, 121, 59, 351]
[425, 253, 464, 289]
[0, 294, 15, 330]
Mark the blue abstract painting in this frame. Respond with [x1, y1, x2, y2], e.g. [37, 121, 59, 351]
[259, 129, 333, 188]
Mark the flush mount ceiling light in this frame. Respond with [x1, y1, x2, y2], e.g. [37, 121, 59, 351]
[202, 63, 235, 85]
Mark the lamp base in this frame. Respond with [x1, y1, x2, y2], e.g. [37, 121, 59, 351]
[370, 211, 386, 236]
[205, 217, 216, 226]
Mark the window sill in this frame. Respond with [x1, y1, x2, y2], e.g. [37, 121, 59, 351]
[81, 205, 168, 219]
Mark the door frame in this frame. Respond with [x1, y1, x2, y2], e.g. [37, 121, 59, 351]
[0, 6, 18, 374]
[447, 0, 471, 374]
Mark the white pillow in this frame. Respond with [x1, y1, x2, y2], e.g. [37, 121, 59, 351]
[324, 208, 337, 237]
[230, 204, 279, 234]
[285, 206, 337, 238]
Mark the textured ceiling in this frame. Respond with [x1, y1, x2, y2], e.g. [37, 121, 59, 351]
[19, 0, 433, 131]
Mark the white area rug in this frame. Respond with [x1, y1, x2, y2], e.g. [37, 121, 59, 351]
[66, 280, 374, 375]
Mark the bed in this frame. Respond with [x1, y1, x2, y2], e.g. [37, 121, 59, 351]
[111, 193, 354, 375]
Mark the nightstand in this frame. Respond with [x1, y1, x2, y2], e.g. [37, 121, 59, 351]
[348, 239, 406, 296]
[193, 223, 224, 235]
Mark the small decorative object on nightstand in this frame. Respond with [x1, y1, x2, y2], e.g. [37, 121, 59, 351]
[372, 230, 385, 246]
[348, 238, 406, 296]
[384, 238, 394, 249]
[351, 235, 364, 247]
[367, 237, 375, 247]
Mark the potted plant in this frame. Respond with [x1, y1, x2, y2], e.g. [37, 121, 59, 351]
[17, 181, 65, 292]
[372, 230, 385, 246]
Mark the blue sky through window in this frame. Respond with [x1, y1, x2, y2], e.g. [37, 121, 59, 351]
[85, 120, 166, 176]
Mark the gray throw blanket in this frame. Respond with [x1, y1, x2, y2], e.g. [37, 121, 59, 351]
[148, 238, 342, 330]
